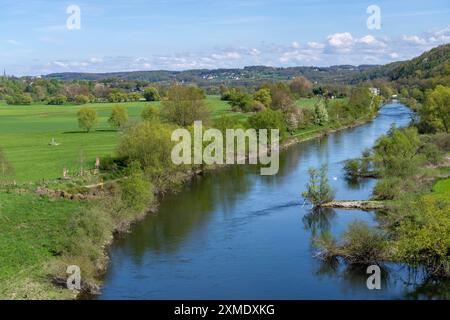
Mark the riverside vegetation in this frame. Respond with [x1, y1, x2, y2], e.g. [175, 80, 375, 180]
[0, 79, 382, 299]
[0, 44, 449, 299]
[313, 85, 450, 282]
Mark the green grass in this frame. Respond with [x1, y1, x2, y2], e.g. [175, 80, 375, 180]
[0, 192, 88, 298]
[432, 177, 450, 195]
[0, 96, 245, 182]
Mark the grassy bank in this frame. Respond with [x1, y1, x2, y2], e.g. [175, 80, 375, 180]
[0, 94, 378, 299]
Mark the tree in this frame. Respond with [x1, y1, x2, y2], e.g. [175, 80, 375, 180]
[253, 88, 272, 107]
[373, 126, 422, 177]
[77, 107, 98, 132]
[290, 76, 313, 98]
[6, 93, 33, 105]
[143, 87, 160, 101]
[420, 85, 450, 133]
[48, 94, 67, 105]
[108, 105, 129, 129]
[74, 94, 89, 105]
[270, 84, 294, 110]
[302, 165, 335, 207]
[227, 90, 253, 112]
[141, 105, 160, 121]
[313, 102, 329, 125]
[162, 85, 211, 126]
[119, 161, 153, 212]
[248, 108, 287, 140]
[118, 121, 178, 186]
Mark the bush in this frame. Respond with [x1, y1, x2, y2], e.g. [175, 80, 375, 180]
[247, 108, 287, 140]
[141, 105, 160, 121]
[119, 162, 153, 212]
[118, 121, 178, 187]
[340, 221, 386, 264]
[74, 95, 90, 105]
[47, 94, 67, 105]
[393, 197, 450, 277]
[143, 87, 160, 101]
[373, 177, 403, 200]
[108, 105, 129, 129]
[313, 102, 329, 126]
[6, 93, 33, 105]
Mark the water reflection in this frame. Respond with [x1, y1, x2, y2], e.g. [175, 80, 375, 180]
[98, 103, 438, 300]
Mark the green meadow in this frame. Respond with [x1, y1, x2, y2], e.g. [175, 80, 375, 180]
[0, 96, 243, 182]
[0, 95, 323, 183]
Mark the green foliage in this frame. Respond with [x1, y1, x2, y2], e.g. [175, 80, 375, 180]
[302, 165, 335, 207]
[118, 121, 178, 186]
[420, 85, 450, 133]
[74, 94, 89, 105]
[141, 105, 160, 121]
[374, 126, 423, 177]
[227, 90, 254, 112]
[119, 162, 153, 212]
[77, 107, 98, 132]
[247, 108, 287, 140]
[213, 115, 244, 133]
[393, 196, 450, 277]
[47, 94, 67, 105]
[373, 177, 404, 200]
[5, 93, 32, 105]
[253, 88, 272, 107]
[340, 221, 386, 264]
[143, 87, 161, 101]
[313, 102, 329, 125]
[162, 85, 211, 126]
[108, 105, 129, 129]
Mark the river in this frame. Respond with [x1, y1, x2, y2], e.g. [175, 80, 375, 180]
[97, 102, 443, 299]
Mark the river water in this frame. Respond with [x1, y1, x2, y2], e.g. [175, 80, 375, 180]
[97, 102, 443, 299]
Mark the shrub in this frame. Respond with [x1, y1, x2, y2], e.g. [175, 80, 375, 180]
[119, 162, 153, 212]
[313, 102, 329, 126]
[248, 108, 287, 140]
[6, 93, 33, 105]
[373, 177, 403, 200]
[74, 95, 90, 105]
[340, 221, 386, 264]
[141, 105, 160, 121]
[108, 105, 129, 129]
[47, 94, 67, 105]
[143, 87, 160, 101]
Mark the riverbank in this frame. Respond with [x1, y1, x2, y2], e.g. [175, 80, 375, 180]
[0, 105, 380, 300]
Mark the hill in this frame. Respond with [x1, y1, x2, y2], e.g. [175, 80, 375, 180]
[44, 65, 378, 86]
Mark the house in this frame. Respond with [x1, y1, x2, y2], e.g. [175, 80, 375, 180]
[369, 87, 380, 96]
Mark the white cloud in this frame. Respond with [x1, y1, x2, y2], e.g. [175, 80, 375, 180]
[13, 24, 450, 75]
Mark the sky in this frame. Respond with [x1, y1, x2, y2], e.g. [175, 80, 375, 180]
[1, 0, 449, 76]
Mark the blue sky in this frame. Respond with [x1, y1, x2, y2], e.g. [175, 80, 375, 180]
[1, 0, 449, 75]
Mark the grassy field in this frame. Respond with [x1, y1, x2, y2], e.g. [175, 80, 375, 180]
[0, 96, 243, 182]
